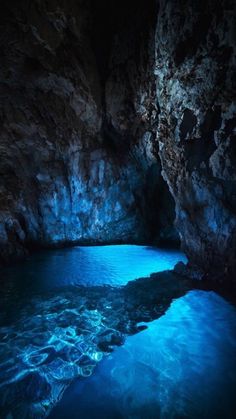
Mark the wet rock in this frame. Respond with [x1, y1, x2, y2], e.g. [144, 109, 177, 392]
[174, 262, 205, 281]
[45, 359, 81, 381]
[7, 372, 51, 403]
[0, 269, 193, 417]
[97, 329, 125, 352]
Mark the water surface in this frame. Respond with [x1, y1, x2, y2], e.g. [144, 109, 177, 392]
[0, 245, 235, 419]
[51, 290, 236, 419]
[0, 244, 187, 292]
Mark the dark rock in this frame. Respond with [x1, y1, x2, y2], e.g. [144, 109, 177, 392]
[0, 0, 235, 280]
[174, 262, 205, 281]
[4, 372, 51, 404]
[97, 329, 125, 352]
[155, 0, 236, 280]
[0, 0, 175, 263]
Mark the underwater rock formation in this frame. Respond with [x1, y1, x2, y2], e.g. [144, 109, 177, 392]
[0, 270, 192, 417]
[155, 0, 236, 280]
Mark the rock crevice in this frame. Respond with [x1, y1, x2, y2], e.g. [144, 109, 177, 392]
[155, 0, 236, 279]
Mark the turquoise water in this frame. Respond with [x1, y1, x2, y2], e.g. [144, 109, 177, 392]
[0, 245, 187, 293]
[50, 291, 236, 419]
[0, 245, 235, 418]
[51, 291, 236, 419]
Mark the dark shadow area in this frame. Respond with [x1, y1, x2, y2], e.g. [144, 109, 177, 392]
[90, 0, 158, 85]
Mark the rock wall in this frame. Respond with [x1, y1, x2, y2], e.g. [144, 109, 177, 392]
[0, 0, 176, 263]
[3, 0, 234, 280]
[155, 0, 236, 279]
[103, 0, 178, 244]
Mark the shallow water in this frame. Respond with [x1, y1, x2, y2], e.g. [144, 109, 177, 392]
[0, 245, 235, 419]
[50, 291, 236, 419]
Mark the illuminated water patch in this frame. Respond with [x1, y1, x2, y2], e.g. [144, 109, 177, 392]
[0, 246, 188, 418]
[0, 245, 187, 297]
[50, 290, 236, 419]
[41, 244, 187, 287]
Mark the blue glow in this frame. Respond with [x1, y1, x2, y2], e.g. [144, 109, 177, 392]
[0, 245, 187, 417]
[40, 244, 187, 287]
[0, 246, 235, 418]
[50, 291, 236, 419]
[0, 245, 187, 293]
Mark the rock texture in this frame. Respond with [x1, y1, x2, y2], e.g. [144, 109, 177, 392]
[155, 0, 236, 279]
[103, 0, 177, 245]
[0, 0, 176, 263]
[1, 0, 235, 280]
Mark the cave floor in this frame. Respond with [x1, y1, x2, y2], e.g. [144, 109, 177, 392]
[0, 245, 235, 419]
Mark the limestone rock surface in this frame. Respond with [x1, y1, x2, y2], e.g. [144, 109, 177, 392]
[0, 0, 176, 263]
[155, 0, 236, 279]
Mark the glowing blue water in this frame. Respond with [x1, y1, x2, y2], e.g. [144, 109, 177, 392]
[0, 245, 187, 418]
[0, 245, 235, 418]
[1, 245, 187, 293]
[50, 290, 236, 419]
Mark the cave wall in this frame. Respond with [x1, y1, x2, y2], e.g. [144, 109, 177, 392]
[2, 0, 234, 278]
[103, 0, 178, 244]
[0, 0, 176, 263]
[0, 0, 103, 261]
[155, 0, 236, 279]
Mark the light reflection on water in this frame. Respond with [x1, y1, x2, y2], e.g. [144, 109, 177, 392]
[0, 245, 187, 293]
[50, 291, 236, 419]
[0, 245, 235, 418]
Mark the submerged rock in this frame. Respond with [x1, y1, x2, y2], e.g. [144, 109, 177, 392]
[0, 270, 192, 417]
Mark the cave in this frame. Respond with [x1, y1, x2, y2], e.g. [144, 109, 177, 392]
[0, 0, 179, 262]
[0, 0, 236, 418]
